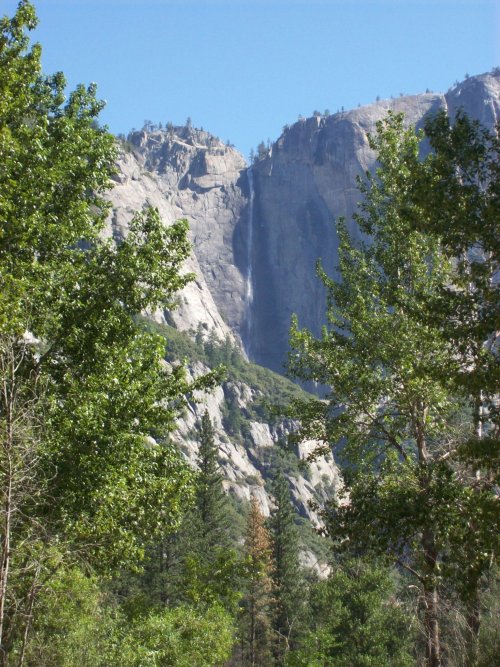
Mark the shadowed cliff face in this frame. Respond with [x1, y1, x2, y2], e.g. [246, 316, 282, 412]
[248, 71, 500, 372]
[108, 71, 500, 375]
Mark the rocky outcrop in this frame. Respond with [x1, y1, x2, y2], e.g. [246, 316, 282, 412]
[106, 127, 250, 347]
[171, 359, 340, 526]
[444, 71, 499, 127]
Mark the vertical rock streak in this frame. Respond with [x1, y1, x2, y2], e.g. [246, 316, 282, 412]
[244, 167, 255, 357]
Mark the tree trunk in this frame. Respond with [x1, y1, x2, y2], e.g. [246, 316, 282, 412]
[465, 588, 481, 666]
[421, 523, 442, 667]
[249, 592, 256, 667]
[416, 417, 442, 667]
[18, 567, 40, 667]
[418, 453, 441, 666]
[0, 369, 14, 667]
[0, 470, 11, 667]
[423, 584, 442, 667]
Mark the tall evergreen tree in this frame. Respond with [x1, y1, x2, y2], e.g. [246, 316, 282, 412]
[241, 496, 274, 667]
[141, 411, 240, 612]
[195, 410, 232, 549]
[268, 469, 304, 663]
[179, 411, 240, 610]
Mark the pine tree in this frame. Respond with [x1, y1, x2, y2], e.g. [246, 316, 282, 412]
[241, 496, 274, 667]
[180, 411, 241, 610]
[288, 559, 415, 667]
[196, 411, 232, 549]
[149, 411, 240, 612]
[269, 469, 304, 663]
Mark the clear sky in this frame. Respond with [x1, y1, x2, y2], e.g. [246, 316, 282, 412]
[3, 0, 499, 160]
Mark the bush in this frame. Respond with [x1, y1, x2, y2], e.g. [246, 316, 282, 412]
[122, 603, 235, 667]
[23, 566, 122, 667]
[286, 559, 415, 667]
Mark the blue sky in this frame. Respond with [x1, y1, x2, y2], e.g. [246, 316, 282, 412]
[4, 0, 499, 160]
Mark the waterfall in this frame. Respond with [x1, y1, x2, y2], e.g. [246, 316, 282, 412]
[244, 167, 255, 357]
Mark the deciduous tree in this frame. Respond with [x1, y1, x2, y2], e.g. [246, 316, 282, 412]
[0, 2, 218, 660]
[288, 112, 498, 667]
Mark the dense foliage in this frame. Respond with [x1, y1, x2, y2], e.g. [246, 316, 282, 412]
[286, 559, 415, 667]
[269, 469, 305, 663]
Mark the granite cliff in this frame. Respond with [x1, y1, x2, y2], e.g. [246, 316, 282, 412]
[105, 132, 339, 561]
[108, 126, 249, 345]
[249, 70, 500, 371]
[109, 70, 500, 373]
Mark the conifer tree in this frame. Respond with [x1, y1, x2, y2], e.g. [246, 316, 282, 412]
[287, 559, 414, 667]
[145, 411, 239, 612]
[196, 411, 232, 549]
[268, 468, 304, 663]
[241, 496, 274, 667]
[178, 411, 240, 610]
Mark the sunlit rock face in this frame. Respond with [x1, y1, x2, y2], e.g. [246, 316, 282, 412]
[173, 360, 340, 526]
[444, 71, 500, 127]
[106, 126, 250, 347]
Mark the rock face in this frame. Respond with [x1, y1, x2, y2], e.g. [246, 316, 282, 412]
[172, 360, 340, 525]
[249, 71, 500, 371]
[107, 127, 250, 346]
[108, 71, 500, 373]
